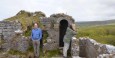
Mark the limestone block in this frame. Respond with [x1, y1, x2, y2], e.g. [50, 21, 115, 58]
[71, 37, 79, 56]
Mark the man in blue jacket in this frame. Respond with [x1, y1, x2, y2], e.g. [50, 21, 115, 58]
[31, 23, 42, 58]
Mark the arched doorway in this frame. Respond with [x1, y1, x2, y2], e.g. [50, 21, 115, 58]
[59, 19, 68, 47]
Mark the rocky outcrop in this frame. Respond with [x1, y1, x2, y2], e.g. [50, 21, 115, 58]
[77, 37, 115, 58]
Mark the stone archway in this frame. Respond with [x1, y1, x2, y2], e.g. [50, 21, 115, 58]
[59, 19, 68, 47]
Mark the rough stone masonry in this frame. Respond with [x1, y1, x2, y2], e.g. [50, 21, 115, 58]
[0, 20, 29, 53]
[40, 13, 75, 50]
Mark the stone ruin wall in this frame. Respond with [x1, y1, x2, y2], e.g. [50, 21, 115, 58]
[0, 20, 29, 52]
[0, 14, 77, 54]
[0, 21, 22, 42]
[40, 16, 75, 50]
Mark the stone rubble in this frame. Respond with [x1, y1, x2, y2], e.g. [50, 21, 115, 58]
[78, 37, 115, 58]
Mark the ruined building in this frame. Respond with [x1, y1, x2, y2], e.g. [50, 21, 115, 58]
[0, 12, 115, 58]
[40, 14, 75, 49]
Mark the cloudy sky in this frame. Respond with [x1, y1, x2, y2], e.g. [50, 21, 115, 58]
[0, 0, 115, 22]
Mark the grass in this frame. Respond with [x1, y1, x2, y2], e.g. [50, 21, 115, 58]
[8, 49, 27, 55]
[77, 25, 115, 46]
[5, 10, 45, 30]
[41, 49, 62, 58]
[25, 44, 62, 58]
[7, 44, 62, 58]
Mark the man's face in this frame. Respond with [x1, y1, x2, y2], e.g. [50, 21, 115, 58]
[34, 23, 38, 28]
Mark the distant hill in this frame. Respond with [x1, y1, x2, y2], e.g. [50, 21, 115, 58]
[4, 10, 46, 30]
[76, 19, 115, 28]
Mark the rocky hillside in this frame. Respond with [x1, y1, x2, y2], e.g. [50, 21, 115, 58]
[4, 10, 46, 30]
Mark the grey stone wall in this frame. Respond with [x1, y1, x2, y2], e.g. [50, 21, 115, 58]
[0, 21, 22, 42]
[0, 20, 27, 52]
[40, 14, 75, 50]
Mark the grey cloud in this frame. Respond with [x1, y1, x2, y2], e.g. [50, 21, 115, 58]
[0, 0, 115, 21]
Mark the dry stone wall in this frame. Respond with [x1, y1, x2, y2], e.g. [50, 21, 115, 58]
[0, 20, 29, 53]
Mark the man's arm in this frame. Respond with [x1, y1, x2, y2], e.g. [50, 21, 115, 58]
[70, 29, 76, 35]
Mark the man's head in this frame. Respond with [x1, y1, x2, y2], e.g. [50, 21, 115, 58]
[34, 23, 38, 28]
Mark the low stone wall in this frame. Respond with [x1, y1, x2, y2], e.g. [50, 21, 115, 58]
[71, 37, 115, 58]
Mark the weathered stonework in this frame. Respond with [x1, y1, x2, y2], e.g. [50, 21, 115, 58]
[0, 20, 28, 52]
[40, 14, 76, 51]
[71, 37, 79, 56]
[0, 21, 22, 42]
[79, 37, 115, 58]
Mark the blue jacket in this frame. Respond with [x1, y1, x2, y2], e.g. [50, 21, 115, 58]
[31, 28, 42, 40]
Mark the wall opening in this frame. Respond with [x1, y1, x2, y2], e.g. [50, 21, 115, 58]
[59, 19, 68, 47]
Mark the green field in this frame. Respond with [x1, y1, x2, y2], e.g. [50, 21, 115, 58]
[77, 24, 115, 46]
